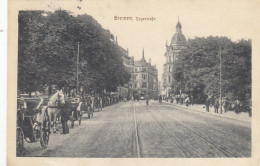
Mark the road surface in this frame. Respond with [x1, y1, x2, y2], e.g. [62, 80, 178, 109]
[22, 100, 251, 158]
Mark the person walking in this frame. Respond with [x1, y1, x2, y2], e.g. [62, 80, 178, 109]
[214, 98, 219, 113]
[185, 96, 190, 107]
[97, 96, 101, 112]
[146, 95, 149, 106]
[205, 97, 210, 112]
[190, 96, 194, 105]
[159, 95, 162, 104]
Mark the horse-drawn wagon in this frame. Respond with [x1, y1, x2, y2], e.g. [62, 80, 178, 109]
[16, 97, 50, 156]
[67, 97, 82, 128]
[68, 96, 95, 128]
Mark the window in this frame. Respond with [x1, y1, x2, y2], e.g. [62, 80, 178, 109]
[169, 66, 171, 72]
[142, 82, 147, 88]
[168, 76, 171, 83]
[134, 83, 137, 88]
[142, 74, 147, 80]
[134, 74, 137, 80]
[141, 68, 147, 72]
[134, 68, 138, 72]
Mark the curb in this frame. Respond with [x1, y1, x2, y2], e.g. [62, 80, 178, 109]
[162, 101, 251, 123]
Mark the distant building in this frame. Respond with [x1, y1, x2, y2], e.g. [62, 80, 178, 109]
[115, 37, 158, 99]
[116, 37, 134, 98]
[161, 18, 186, 97]
[131, 48, 158, 99]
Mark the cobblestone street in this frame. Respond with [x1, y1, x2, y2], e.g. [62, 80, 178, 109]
[22, 101, 251, 158]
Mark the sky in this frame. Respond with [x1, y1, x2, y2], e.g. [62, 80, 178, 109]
[30, 0, 258, 81]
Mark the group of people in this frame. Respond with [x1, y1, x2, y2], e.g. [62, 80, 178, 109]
[158, 93, 251, 116]
[157, 95, 194, 107]
[205, 97, 250, 115]
[205, 97, 231, 114]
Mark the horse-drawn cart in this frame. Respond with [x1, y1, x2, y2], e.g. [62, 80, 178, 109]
[68, 96, 94, 128]
[16, 97, 50, 156]
[68, 97, 82, 128]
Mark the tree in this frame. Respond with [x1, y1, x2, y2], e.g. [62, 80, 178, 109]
[172, 36, 251, 105]
[18, 10, 131, 96]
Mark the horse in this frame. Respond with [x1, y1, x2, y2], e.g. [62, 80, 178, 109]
[47, 90, 65, 133]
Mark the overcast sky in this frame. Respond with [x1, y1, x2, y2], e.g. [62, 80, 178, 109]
[38, 0, 257, 81]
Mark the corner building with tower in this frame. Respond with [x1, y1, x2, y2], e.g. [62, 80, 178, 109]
[161, 18, 187, 98]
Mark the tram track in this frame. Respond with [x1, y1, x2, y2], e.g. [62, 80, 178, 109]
[152, 105, 240, 157]
[152, 104, 228, 135]
[152, 103, 251, 154]
[143, 103, 204, 157]
[132, 102, 142, 158]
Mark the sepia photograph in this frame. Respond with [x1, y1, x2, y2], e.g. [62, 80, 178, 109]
[7, 0, 260, 165]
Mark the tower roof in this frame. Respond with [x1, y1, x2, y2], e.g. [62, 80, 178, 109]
[140, 47, 146, 63]
[170, 17, 186, 45]
[176, 17, 182, 28]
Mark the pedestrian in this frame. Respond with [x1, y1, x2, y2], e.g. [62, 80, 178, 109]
[60, 103, 69, 134]
[146, 95, 149, 106]
[185, 96, 190, 107]
[57, 85, 69, 134]
[180, 97, 183, 105]
[159, 95, 162, 104]
[214, 98, 219, 113]
[100, 96, 103, 110]
[205, 97, 210, 112]
[97, 96, 101, 112]
[191, 96, 194, 105]
[223, 97, 229, 113]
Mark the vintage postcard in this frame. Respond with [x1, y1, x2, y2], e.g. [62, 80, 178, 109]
[7, 0, 260, 165]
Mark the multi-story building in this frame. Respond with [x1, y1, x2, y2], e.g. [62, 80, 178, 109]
[117, 43, 134, 98]
[161, 18, 187, 97]
[131, 48, 158, 99]
[115, 37, 158, 99]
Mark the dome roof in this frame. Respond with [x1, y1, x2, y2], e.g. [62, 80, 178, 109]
[171, 33, 186, 45]
[170, 19, 186, 45]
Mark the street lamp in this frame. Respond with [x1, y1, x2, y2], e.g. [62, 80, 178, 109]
[77, 42, 79, 95]
[219, 47, 223, 114]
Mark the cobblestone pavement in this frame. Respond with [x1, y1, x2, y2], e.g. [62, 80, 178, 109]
[22, 100, 251, 158]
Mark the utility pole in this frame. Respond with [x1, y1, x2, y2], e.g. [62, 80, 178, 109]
[219, 47, 223, 114]
[77, 42, 79, 95]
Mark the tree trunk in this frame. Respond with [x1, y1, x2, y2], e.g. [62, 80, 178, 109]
[48, 85, 52, 97]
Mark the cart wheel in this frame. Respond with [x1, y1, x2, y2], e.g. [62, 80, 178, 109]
[71, 120, 74, 128]
[16, 128, 24, 156]
[40, 129, 50, 148]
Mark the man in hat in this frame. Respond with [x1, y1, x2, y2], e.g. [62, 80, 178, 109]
[205, 97, 210, 112]
[57, 83, 69, 134]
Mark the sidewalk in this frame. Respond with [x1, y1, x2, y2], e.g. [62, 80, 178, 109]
[163, 101, 251, 123]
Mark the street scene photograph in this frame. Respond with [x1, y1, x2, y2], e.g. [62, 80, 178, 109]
[14, 0, 252, 158]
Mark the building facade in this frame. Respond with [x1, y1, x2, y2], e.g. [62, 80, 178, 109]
[131, 48, 158, 99]
[117, 44, 134, 98]
[115, 37, 158, 99]
[161, 18, 187, 97]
